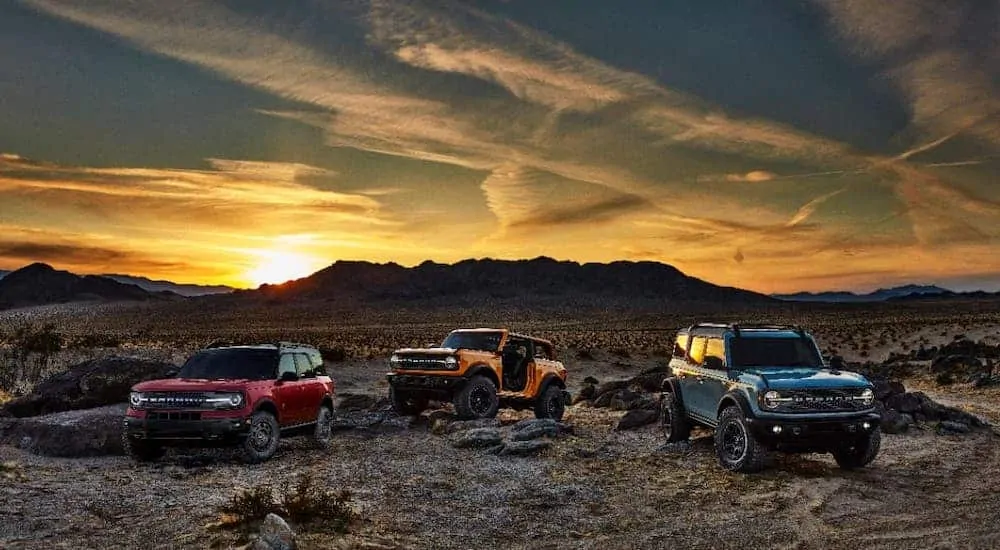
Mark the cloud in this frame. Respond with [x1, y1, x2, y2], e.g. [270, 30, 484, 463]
[786, 188, 847, 227]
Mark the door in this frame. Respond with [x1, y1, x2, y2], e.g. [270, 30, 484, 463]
[294, 353, 325, 421]
[699, 337, 730, 418]
[681, 335, 714, 420]
[274, 353, 305, 425]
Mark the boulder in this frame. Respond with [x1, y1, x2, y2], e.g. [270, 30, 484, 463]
[592, 380, 630, 401]
[445, 418, 501, 434]
[2, 357, 177, 418]
[885, 392, 922, 414]
[498, 440, 551, 456]
[0, 404, 126, 457]
[937, 421, 971, 435]
[582, 376, 599, 385]
[615, 409, 658, 430]
[629, 366, 670, 393]
[931, 354, 986, 377]
[252, 513, 296, 550]
[336, 393, 377, 411]
[609, 389, 642, 411]
[509, 418, 572, 441]
[879, 409, 912, 434]
[451, 428, 503, 449]
[572, 385, 596, 404]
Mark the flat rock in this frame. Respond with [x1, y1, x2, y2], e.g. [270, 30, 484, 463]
[499, 440, 551, 456]
[0, 404, 127, 457]
[445, 418, 501, 434]
[451, 428, 503, 449]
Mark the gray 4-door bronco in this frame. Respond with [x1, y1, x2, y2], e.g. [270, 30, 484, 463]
[660, 323, 881, 473]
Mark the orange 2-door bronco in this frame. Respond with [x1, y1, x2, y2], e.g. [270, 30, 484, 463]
[386, 328, 570, 420]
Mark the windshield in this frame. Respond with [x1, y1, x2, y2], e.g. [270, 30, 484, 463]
[177, 349, 278, 380]
[441, 331, 503, 352]
[729, 337, 823, 369]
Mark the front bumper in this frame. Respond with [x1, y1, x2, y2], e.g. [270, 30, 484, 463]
[747, 412, 881, 450]
[386, 373, 467, 392]
[124, 413, 252, 444]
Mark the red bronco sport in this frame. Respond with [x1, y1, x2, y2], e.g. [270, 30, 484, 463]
[123, 343, 335, 463]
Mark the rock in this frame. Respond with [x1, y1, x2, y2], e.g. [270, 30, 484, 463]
[931, 354, 985, 377]
[445, 418, 501, 434]
[451, 428, 503, 449]
[880, 409, 912, 434]
[0, 404, 127, 457]
[572, 385, 596, 404]
[592, 380, 630, 400]
[937, 421, 971, 435]
[935, 372, 955, 386]
[629, 369, 669, 393]
[336, 393, 376, 411]
[499, 440, 551, 456]
[615, 409, 658, 430]
[591, 391, 617, 408]
[582, 376, 599, 385]
[509, 418, 571, 441]
[2, 357, 177, 418]
[609, 389, 642, 411]
[885, 392, 922, 414]
[254, 513, 295, 550]
[970, 373, 995, 388]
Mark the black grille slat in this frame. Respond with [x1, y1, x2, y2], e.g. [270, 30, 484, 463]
[147, 411, 202, 421]
[779, 389, 863, 413]
[396, 356, 449, 370]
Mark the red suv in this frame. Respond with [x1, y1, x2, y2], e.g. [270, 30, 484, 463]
[123, 343, 335, 463]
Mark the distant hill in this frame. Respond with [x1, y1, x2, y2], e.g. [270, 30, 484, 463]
[0, 270, 9, 281]
[0, 263, 170, 310]
[102, 274, 234, 297]
[222, 257, 774, 308]
[773, 284, 951, 303]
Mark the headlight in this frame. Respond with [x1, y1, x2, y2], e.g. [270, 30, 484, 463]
[763, 390, 782, 409]
[389, 354, 401, 365]
[859, 388, 874, 406]
[205, 392, 245, 409]
[444, 356, 459, 369]
[129, 391, 145, 408]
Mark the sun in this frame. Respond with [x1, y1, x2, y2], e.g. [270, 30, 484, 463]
[246, 251, 319, 287]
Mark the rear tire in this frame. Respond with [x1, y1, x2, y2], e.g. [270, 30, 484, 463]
[714, 406, 767, 473]
[660, 392, 691, 443]
[312, 405, 334, 449]
[390, 387, 429, 416]
[122, 434, 165, 463]
[833, 428, 881, 470]
[240, 411, 280, 464]
[453, 376, 499, 420]
[533, 385, 566, 420]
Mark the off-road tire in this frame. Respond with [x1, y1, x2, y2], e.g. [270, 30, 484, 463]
[311, 405, 334, 449]
[714, 406, 767, 473]
[660, 392, 691, 443]
[453, 375, 500, 420]
[833, 427, 881, 470]
[240, 411, 280, 464]
[390, 387, 429, 416]
[122, 433, 165, 462]
[533, 385, 566, 420]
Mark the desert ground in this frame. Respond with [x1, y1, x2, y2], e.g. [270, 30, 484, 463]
[1, 300, 999, 549]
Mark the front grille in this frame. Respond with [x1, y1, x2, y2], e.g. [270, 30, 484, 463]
[144, 392, 208, 409]
[779, 389, 864, 412]
[395, 356, 450, 370]
[147, 411, 203, 421]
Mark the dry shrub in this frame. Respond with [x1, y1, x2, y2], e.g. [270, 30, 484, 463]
[218, 474, 357, 534]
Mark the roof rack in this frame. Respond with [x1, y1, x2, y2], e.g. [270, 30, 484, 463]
[685, 323, 807, 338]
[276, 341, 314, 349]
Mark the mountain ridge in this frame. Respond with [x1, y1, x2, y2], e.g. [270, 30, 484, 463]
[102, 274, 234, 297]
[0, 263, 172, 310]
[773, 284, 952, 303]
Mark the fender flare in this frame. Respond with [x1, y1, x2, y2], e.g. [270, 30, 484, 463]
[537, 373, 567, 394]
[660, 377, 684, 407]
[716, 391, 757, 419]
[464, 364, 500, 389]
[254, 398, 280, 422]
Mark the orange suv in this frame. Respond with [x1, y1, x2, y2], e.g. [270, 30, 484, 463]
[123, 343, 335, 463]
[386, 328, 570, 420]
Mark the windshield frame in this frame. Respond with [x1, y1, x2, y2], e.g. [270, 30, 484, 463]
[728, 336, 824, 370]
[177, 348, 279, 380]
[440, 330, 504, 353]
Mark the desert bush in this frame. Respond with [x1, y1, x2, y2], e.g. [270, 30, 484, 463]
[319, 346, 348, 363]
[71, 333, 122, 349]
[219, 474, 356, 533]
[0, 323, 64, 393]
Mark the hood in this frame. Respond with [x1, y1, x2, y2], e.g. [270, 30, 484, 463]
[131, 377, 261, 392]
[742, 368, 870, 390]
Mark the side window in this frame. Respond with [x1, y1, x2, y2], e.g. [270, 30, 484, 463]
[294, 354, 314, 377]
[533, 343, 553, 360]
[308, 350, 324, 373]
[705, 338, 726, 367]
[688, 336, 707, 364]
[278, 354, 297, 378]
[672, 333, 689, 358]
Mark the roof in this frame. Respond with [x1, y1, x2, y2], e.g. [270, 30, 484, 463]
[203, 342, 318, 351]
[449, 328, 554, 346]
[682, 323, 810, 338]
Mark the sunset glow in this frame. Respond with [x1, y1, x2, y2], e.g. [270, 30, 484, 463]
[245, 250, 322, 287]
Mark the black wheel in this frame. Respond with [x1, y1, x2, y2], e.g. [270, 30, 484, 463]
[390, 387, 429, 416]
[533, 385, 566, 420]
[833, 428, 881, 470]
[122, 434, 164, 462]
[453, 376, 500, 420]
[240, 411, 280, 464]
[312, 405, 334, 449]
[714, 406, 767, 473]
[660, 392, 691, 443]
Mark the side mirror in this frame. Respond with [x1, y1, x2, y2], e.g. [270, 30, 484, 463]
[829, 355, 846, 369]
[703, 356, 726, 370]
[164, 367, 179, 378]
[278, 371, 299, 382]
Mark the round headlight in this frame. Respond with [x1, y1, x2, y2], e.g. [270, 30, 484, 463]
[228, 393, 244, 408]
[444, 356, 458, 369]
[129, 392, 143, 408]
[390, 354, 401, 364]
[860, 388, 874, 406]
[763, 390, 781, 409]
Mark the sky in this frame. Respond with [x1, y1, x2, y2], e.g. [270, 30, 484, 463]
[1, 0, 998, 292]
